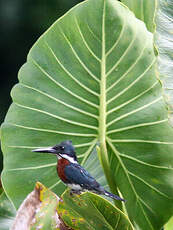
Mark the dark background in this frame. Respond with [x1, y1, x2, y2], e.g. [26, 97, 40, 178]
[0, 0, 82, 172]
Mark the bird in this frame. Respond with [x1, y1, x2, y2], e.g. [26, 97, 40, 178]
[32, 140, 125, 202]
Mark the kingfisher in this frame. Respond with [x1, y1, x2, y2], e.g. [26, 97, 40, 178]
[32, 140, 125, 202]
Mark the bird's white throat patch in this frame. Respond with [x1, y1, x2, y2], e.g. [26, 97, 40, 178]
[57, 154, 77, 164]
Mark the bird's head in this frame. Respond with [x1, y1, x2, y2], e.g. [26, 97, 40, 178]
[32, 140, 78, 163]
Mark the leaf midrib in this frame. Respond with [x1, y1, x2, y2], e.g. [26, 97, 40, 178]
[99, 0, 106, 144]
[98, 0, 123, 210]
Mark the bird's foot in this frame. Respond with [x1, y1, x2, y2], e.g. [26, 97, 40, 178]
[59, 197, 64, 203]
[70, 189, 81, 196]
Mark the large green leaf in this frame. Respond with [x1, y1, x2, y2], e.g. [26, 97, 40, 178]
[84, 146, 108, 190]
[58, 190, 134, 230]
[1, 0, 173, 229]
[121, 0, 157, 32]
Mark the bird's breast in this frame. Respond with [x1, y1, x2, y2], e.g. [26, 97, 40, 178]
[57, 158, 70, 183]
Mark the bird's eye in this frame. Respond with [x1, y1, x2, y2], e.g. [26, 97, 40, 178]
[60, 146, 65, 150]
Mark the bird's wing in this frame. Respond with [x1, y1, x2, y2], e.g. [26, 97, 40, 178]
[64, 164, 100, 190]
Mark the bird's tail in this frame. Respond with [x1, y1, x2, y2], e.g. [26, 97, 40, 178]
[104, 190, 126, 202]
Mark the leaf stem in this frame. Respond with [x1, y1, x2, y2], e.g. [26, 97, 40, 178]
[99, 0, 122, 209]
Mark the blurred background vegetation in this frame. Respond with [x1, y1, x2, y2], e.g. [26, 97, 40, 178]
[0, 0, 83, 173]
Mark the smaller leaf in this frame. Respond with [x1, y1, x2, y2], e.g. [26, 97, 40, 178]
[0, 191, 16, 230]
[30, 182, 60, 230]
[155, 0, 173, 124]
[11, 182, 70, 230]
[165, 216, 173, 230]
[58, 190, 134, 230]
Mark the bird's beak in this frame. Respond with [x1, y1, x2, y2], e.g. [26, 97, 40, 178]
[32, 146, 56, 154]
